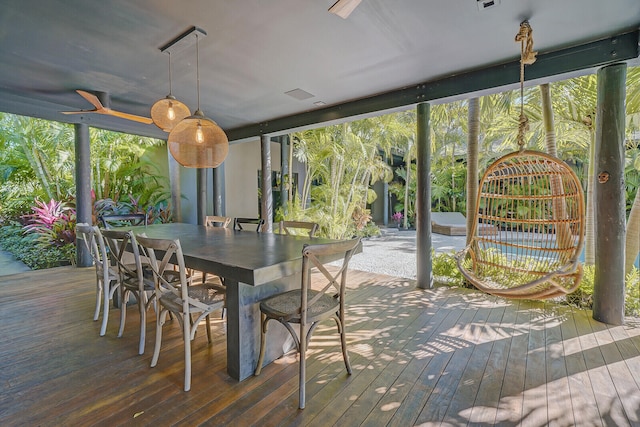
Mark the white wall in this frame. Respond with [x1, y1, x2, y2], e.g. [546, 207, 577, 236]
[169, 138, 283, 222]
[224, 138, 282, 218]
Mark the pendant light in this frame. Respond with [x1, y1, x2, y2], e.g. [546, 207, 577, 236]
[168, 33, 229, 168]
[151, 51, 191, 132]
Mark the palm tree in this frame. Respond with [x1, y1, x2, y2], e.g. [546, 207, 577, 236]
[623, 66, 640, 273]
[466, 98, 480, 245]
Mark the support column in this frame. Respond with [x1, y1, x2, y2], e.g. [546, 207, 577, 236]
[213, 162, 226, 216]
[383, 152, 389, 226]
[260, 135, 273, 232]
[196, 168, 207, 226]
[593, 63, 627, 325]
[168, 151, 182, 223]
[75, 123, 92, 267]
[280, 135, 290, 216]
[416, 102, 433, 289]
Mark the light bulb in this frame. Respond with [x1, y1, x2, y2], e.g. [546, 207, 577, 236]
[167, 101, 175, 121]
[196, 122, 204, 144]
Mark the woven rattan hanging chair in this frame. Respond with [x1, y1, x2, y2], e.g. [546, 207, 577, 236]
[455, 22, 586, 300]
[455, 150, 585, 299]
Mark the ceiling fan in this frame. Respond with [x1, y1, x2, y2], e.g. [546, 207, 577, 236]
[61, 90, 153, 124]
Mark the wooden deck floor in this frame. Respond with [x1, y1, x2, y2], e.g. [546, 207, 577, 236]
[1, 266, 639, 426]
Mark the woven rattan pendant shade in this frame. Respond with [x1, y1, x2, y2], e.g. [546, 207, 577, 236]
[168, 109, 228, 168]
[151, 52, 191, 132]
[165, 30, 229, 168]
[151, 96, 190, 132]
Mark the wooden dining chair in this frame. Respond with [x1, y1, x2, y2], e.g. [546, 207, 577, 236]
[202, 215, 231, 314]
[205, 215, 232, 228]
[137, 235, 226, 392]
[99, 213, 148, 229]
[234, 217, 265, 232]
[254, 238, 361, 409]
[278, 220, 319, 237]
[101, 228, 158, 355]
[76, 223, 120, 336]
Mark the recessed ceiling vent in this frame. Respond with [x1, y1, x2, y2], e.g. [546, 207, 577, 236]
[477, 0, 500, 11]
[285, 88, 315, 101]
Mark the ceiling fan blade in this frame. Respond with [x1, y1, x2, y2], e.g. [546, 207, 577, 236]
[329, 0, 362, 18]
[75, 90, 104, 109]
[106, 109, 153, 125]
[61, 110, 97, 115]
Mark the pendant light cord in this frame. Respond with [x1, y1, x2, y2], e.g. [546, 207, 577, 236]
[168, 52, 173, 96]
[196, 33, 201, 111]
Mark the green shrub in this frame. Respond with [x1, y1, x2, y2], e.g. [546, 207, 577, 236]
[432, 251, 464, 286]
[434, 251, 640, 318]
[0, 223, 75, 269]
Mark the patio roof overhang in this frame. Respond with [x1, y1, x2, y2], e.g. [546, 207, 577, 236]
[0, 1, 638, 142]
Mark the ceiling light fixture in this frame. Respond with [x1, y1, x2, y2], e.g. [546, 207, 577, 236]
[328, 0, 362, 19]
[167, 30, 229, 169]
[150, 51, 190, 132]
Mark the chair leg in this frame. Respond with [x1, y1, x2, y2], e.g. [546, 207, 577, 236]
[99, 279, 110, 336]
[150, 310, 167, 368]
[206, 314, 212, 343]
[254, 313, 268, 376]
[138, 292, 146, 355]
[338, 318, 352, 374]
[299, 324, 307, 410]
[94, 278, 102, 321]
[118, 289, 127, 338]
[183, 313, 192, 392]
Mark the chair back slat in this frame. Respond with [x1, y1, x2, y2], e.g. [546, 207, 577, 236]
[76, 223, 108, 270]
[101, 228, 144, 283]
[234, 217, 265, 232]
[278, 220, 319, 237]
[205, 215, 232, 228]
[301, 238, 360, 316]
[99, 213, 148, 229]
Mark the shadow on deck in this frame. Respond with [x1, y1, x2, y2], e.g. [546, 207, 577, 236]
[1, 266, 639, 426]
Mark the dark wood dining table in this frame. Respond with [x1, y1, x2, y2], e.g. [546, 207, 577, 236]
[127, 222, 343, 381]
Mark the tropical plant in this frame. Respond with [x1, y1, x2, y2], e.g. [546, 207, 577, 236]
[291, 115, 399, 238]
[21, 198, 76, 266]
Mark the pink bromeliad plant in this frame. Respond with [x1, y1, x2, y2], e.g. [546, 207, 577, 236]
[392, 211, 404, 225]
[23, 198, 76, 247]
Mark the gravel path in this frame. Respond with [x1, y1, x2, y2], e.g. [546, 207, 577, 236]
[338, 228, 466, 279]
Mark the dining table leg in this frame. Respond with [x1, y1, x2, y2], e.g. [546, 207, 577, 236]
[224, 274, 300, 381]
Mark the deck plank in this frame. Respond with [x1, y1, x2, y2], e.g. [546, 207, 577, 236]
[1, 267, 639, 426]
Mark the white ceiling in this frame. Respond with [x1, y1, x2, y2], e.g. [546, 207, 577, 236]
[0, 0, 638, 141]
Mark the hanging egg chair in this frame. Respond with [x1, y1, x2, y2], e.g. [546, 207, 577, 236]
[455, 21, 586, 300]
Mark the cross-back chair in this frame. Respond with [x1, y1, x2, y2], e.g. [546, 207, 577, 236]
[205, 215, 232, 228]
[99, 213, 148, 229]
[101, 228, 158, 354]
[254, 238, 361, 409]
[201, 215, 230, 312]
[76, 223, 120, 336]
[234, 217, 265, 232]
[278, 220, 319, 237]
[137, 235, 225, 392]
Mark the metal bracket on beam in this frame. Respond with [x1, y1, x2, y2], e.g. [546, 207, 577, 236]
[159, 26, 207, 55]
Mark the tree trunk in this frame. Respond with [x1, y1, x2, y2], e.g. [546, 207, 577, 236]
[585, 131, 596, 265]
[541, 83, 573, 258]
[466, 98, 480, 246]
[625, 186, 640, 274]
[403, 151, 412, 229]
